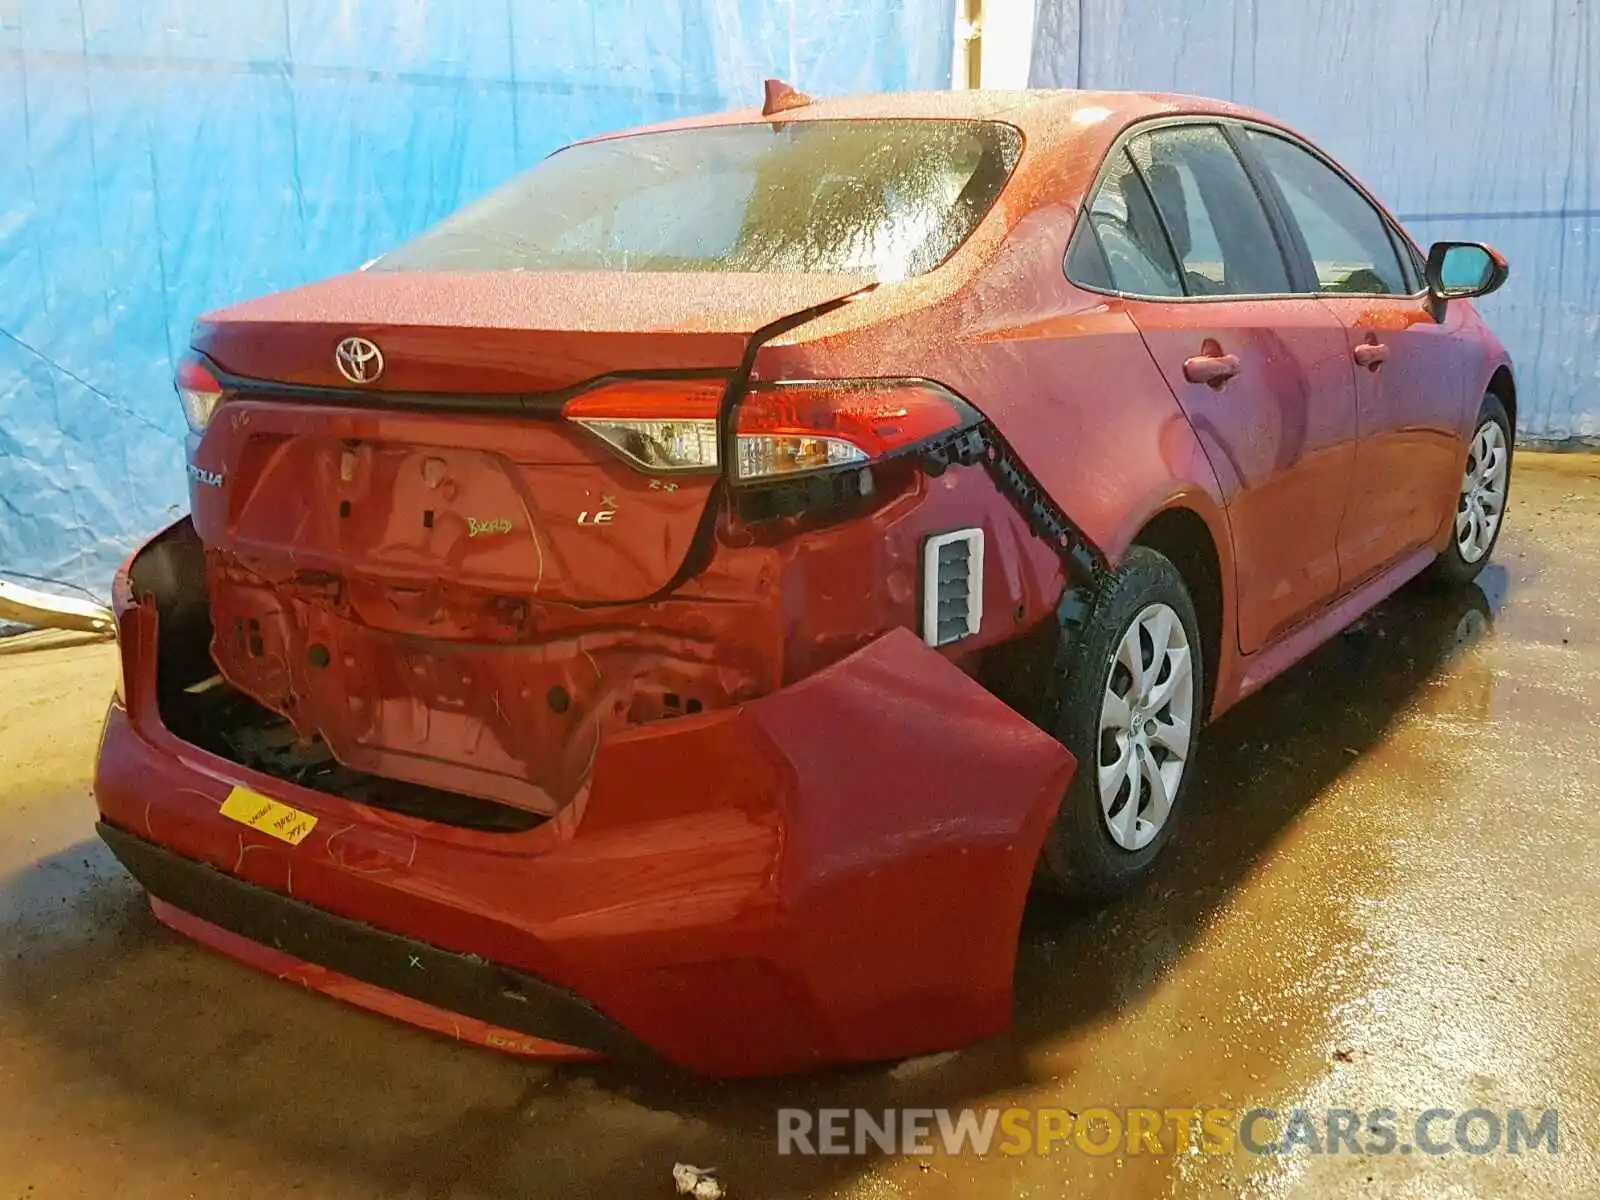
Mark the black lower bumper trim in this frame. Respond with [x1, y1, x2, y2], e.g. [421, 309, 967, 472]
[97, 822, 648, 1062]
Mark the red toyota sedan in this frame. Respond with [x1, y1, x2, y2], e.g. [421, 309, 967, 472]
[96, 86, 1513, 1076]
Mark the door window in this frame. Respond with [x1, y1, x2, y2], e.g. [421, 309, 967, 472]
[1068, 148, 1185, 297]
[1244, 130, 1409, 296]
[1126, 125, 1292, 296]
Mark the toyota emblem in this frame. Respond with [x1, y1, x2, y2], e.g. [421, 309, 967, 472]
[335, 336, 384, 384]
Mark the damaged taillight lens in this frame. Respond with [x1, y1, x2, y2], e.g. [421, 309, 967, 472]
[175, 355, 225, 432]
[734, 382, 978, 481]
[566, 378, 979, 482]
[564, 379, 724, 472]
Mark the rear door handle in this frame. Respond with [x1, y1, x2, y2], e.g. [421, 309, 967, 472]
[1183, 347, 1241, 388]
[1353, 341, 1389, 369]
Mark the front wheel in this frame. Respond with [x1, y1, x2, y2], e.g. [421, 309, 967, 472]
[1036, 547, 1203, 901]
[1433, 393, 1512, 584]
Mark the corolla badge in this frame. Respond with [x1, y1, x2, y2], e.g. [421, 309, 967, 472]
[335, 336, 384, 384]
[187, 463, 224, 487]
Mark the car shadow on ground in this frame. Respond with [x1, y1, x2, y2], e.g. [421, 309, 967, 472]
[0, 567, 1507, 1199]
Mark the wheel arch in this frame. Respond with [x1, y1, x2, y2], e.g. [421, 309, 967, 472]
[1120, 495, 1233, 723]
[1487, 363, 1517, 436]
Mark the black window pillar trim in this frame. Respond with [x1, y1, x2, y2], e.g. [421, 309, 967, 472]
[1218, 121, 1319, 295]
[1225, 121, 1421, 301]
[1062, 201, 1114, 293]
[1121, 142, 1194, 298]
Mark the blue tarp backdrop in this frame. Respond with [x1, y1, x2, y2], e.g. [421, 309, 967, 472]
[0, 0, 954, 593]
[5, 0, 1598, 594]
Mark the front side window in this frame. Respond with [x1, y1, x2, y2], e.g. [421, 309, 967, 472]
[374, 119, 1022, 281]
[1127, 124, 1292, 296]
[1244, 130, 1409, 296]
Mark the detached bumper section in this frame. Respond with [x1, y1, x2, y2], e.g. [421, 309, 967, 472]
[99, 561, 1074, 1076]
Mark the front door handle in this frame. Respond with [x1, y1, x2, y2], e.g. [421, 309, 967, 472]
[1353, 341, 1389, 369]
[1183, 341, 1241, 388]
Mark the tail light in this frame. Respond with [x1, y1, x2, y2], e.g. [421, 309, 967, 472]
[563, 380, 723, 472]
[175, 355, 226, 432]
[733, 382, 978, 481]
[564, 378, 979, 481]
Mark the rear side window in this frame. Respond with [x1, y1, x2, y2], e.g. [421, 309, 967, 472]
[1244, 130, 1409, 295]
[374, 119, 1022, 281]
[1070, 149, 1185, 297]
[1128, 125, 1292, 296]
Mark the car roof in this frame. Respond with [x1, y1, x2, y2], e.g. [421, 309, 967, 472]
[579, 87, 1275, 143]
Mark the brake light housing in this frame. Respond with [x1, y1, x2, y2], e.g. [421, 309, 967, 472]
[565, 377, 981, 486]
[733, 381, 979, 482]
[175, 355, 226, 432]
[563, 379, 724, 473]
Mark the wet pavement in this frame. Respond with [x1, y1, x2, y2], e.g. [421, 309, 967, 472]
[2, 452, 1597, 1199]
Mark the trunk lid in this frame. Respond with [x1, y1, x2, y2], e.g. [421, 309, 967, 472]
[191, 268, 873, 604]
[189, 268, 868, 815]
[194, 269, 871, 392]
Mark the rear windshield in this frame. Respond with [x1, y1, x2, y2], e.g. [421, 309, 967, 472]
[373, 119, 1022, 281]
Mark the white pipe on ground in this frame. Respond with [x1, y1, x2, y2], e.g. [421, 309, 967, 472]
[0, 579, 115, 637]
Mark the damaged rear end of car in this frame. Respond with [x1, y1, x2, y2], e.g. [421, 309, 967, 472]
[95, 111, 1090, 1075]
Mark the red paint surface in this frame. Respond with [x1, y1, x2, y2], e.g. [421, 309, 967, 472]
[1324, 296, 1477, 584]
[98, 87, 1513, 1075]
[727, 88, 1510, 716]
[101, 586, 1074, 1076]
[1126, 299, 1356, 652]
[193, 271, 871, 394]
[197, 401, 1064, 812]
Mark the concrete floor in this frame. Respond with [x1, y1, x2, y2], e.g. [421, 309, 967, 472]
[3, 453, 1598, 1199]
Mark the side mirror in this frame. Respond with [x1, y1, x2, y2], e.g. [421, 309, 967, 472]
[1425, 241, 1508, 301]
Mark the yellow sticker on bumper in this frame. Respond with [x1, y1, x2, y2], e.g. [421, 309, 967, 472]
[219, 786, 318, 846]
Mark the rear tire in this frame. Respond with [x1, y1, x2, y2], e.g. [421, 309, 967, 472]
[1432, 393, 1512, 585]
[1037, 547, 1203, 901]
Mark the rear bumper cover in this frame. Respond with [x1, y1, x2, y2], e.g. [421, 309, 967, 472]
[98, 552, 1074, 1076]
[99, 821, 647, 1060]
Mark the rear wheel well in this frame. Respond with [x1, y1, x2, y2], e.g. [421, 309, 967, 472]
[1488, 366, 1517, 434]
[1132, 508, 1222, 721]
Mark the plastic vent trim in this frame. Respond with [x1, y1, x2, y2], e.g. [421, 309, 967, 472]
[923, 528, 984, 647]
